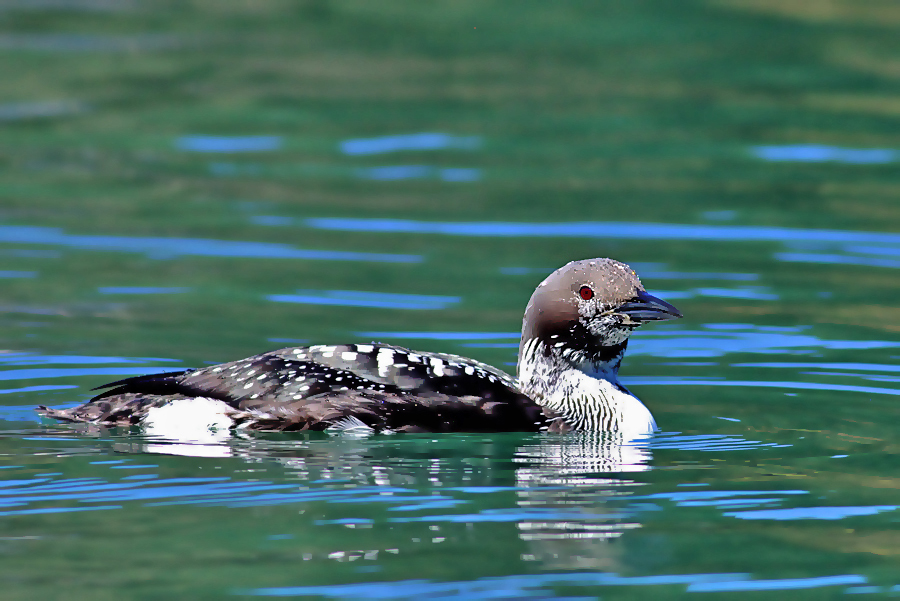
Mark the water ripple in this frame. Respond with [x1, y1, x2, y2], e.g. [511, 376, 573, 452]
[0, 270, 37, 278]
[751, 144, 895, 164]
[0, 465, 477, 515]
[354, 331, 519, 340]
[644, 434, 789, 452]
[726, 505, 898, 521]
[176, 135, 282, 153]
[0, 367, 177, 382]
[340, 133, 481, 155]
[269, 291, 460, 310]
[627, 377, 900, 397]
[355, 165, 481, 182]
[0, 225, 420, 263]
[629, 327, 900, 358]
[243, 572, 877, 597]
[0, 352, 178, 366]
[97, 286, 190, 295]
[736, 362, 900, 373]
[305, 218, 900, 244]
[689, 574, 867, 592]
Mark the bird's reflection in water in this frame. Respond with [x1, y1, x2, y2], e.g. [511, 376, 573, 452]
[512, 432, 652, 570]
[98, 427, 654, 571]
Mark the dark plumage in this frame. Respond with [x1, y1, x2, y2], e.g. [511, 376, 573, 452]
[40, 344, 551, 432]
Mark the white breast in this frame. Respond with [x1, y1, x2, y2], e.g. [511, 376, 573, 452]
[546, 370, 657, 435]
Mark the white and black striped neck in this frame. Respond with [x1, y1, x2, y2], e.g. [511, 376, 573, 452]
[517, 336, 651, 433]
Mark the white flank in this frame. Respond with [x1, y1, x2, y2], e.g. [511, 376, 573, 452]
[143, 397, 235, 444]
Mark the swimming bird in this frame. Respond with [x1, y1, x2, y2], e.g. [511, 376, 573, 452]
[38, 258, 681, 435]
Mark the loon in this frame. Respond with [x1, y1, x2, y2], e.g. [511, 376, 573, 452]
[38, 258, 681, 435]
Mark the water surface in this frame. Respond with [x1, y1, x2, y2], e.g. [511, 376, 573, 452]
[2, 1, 900, 599]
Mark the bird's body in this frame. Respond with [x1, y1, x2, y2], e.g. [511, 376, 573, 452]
[38, 258, 682, 435]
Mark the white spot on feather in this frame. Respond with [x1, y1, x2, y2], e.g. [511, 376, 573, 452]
[377, 347, 394, 377]
[430, 357, 445, 377]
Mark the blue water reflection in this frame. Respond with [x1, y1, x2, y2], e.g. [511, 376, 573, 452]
[304, 218, 900, 269]
[688, 574, 867, 592]
[269, 290, 460, 310]
[0, 385, 76, 395]
[242, 571, 874, 597]
[628, 326, 900, 358]
[501, 265, 759, 281]
[355, 165, 481, 182]
[0, 367, 175, 383]
[741, 362, 900, 373]
[0, 270, 37, 278]
[691, 287, 777, 300]
[726, 506, 898, 521]
[305, 218, 900, 245]
[98, 286, 190, 295]
[0, 225, 420, 263]
[628, 378, 900, 397]
[340, 133, 481, 155]
[641, 287, 777, 301]
[775, 252, 900, 269]
[0, 353, 178, 366]
[354, 331, 519, 341]
[645, 433, 788, 452]
[0, 351, 181, 406]
[176, 135, 282, 153]
[751, 145, 896, 164]
[356, 326, 900, 358]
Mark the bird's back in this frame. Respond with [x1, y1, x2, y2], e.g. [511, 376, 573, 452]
[38, 343, 552, 433]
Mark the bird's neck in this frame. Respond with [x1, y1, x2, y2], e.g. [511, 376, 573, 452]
[517, 338, 655, 434]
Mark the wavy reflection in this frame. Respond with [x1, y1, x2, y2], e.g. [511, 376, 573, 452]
[340, 133, 481, 155]
[506, 433, 650, 570]
[0, 225, 420, 263]
[126, 429, 658, 570]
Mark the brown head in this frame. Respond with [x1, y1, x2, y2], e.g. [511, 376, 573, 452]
[518, 258, 682, 370]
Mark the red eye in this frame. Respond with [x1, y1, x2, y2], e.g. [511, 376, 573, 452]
[579, 286, 594, 301]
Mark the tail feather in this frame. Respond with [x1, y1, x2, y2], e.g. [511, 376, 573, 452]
[90, 369, 192, 392]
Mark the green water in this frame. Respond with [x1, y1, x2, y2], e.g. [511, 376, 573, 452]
[2, 1, 900, 598]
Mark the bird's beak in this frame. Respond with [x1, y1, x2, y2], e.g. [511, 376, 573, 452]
[618, 290, 683, 323]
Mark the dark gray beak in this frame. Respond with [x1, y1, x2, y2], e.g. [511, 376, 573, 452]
[618, 290, 683, 322]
